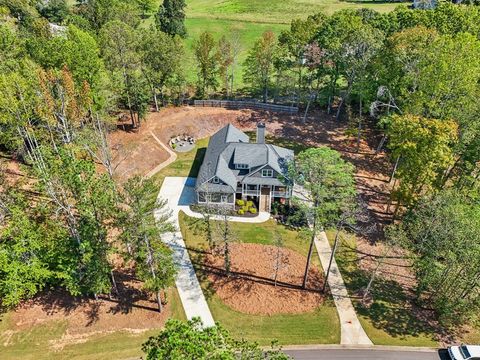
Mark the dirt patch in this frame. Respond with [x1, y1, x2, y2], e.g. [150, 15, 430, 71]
[109, 106, 264, 182]
[203, 243, 324, 315]
[8, 270, 174, 349]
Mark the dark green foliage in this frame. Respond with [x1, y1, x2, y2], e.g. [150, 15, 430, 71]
[118, 176, 176, 311]
[37, 0, 70, 23]
[142, 318, 291, 360]
[193, 31, 218, 98]
[155, 0, 187, 38]
[387, 190, 480, 324]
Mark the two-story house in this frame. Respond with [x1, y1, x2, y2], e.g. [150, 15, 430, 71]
[195, 123, 294, 212]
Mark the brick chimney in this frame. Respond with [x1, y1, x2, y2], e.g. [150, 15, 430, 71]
[256, 122, 265, 144]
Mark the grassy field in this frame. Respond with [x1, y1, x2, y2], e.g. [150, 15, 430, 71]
[179, 211, 340, 345]
[326, 230, 439, 347]
[186, 0, 400, 23]
[0, 288, 186, 360]
[148, 0, 402, 87]
[183, 18, 287, 85]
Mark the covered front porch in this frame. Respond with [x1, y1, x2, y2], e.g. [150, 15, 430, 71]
[235, 183, 291, 212]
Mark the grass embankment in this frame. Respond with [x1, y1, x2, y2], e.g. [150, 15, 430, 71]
[0, 288, 186, 360]
[179, 211, 340, 345]
[150, 137, 209, 188]
[325, 230, 439, 347]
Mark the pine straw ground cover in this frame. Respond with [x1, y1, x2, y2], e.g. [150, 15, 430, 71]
[179, 212, 340, 345]
[205, 243, 324, 315]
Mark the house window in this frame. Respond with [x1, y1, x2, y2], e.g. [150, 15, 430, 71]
[212, 176, 220, 184]
[235, 163, 249, 170]
[262, 169, 273, 177]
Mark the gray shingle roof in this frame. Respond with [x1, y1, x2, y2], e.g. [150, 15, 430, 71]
[195, 124, 293, 193]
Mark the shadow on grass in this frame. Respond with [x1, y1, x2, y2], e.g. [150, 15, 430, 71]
[336, 248, 446, 342]
[187, 147, 206, 178]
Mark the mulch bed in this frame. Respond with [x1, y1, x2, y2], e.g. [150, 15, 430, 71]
[203, 243, 324, 315]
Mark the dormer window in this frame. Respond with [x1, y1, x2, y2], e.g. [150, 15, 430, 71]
[212, 176, 220, 184]
[235, 163, 249, 170]
[262, 169, 273, 177]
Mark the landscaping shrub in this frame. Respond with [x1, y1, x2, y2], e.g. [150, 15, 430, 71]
[236, 199, 245, 206]
[249, 208, 257, 214]
[242, 205, 249, 212]
[237, 209, 245, 215]
[246, 200, 253, 208]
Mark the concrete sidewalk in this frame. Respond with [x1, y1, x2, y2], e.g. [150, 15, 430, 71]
[314, 231, 373, 345]
[156, 177, 215, 327]
[156, 176, 271, 327]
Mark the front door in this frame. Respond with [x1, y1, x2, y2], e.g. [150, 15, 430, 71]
[259, 186, 271, 212]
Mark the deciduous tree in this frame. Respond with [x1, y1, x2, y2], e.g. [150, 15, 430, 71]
[142, 318, 291, 359]
[288, 147, 356, 288]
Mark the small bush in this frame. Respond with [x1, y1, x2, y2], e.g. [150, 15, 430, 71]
[236, 199, 245, 206]
[172, 143, 177, 149]
[237, 209, 245, 215]
[246, 200, 253, 208]
[249, 208, 257, 214]
[242, 205, 249, 212]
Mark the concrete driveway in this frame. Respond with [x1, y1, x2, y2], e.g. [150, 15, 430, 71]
[156, 177, 270, 327]
[156, 177, 215, 327]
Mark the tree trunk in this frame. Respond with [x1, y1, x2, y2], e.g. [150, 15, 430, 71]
[156, 290, 163, 313]
[302, 217, 317, 289]
[389, 156, 400, 184]
[302, 96, 312, 124]
[356, 97, 362, 152]
[376, 135, 387, 154]
[111, 269, 119, 296]
[323, 227, 341, 293]
[153, 89, 159, 112]
[263, 81, 268, 103]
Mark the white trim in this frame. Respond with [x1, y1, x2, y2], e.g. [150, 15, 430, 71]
[212, 176, 220, 183]
[262, 169, 273, 177]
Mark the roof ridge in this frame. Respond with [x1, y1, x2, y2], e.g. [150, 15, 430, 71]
[225, 123, 232, 143]
[270, 144, 282, 159]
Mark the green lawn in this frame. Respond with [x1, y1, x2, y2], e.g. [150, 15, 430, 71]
[326, 230, 439, 347]
[179, 211, 340, 345]
[183, 18, 288, 85]
[150, 136, 209, 188]
[186, 0, 400, 23]
[0, 288, 186, 360]
[144, 0, 403, 88]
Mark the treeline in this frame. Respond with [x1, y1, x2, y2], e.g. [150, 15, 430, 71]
[0, 71, 176, 310]
[1, 0, 480, 324]
[214, 2, 480, 325]
[1, 0, 187, 132]
[0, 1, 182, 310]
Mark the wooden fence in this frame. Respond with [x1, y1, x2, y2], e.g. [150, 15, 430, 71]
[194, 100, 298, 114]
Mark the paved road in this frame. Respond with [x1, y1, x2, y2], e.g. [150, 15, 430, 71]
[285, 348, 450, 360]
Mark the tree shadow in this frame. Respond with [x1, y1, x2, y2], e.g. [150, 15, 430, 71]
[14, 269, 162, 328]
[186, 244, 324, 302]
[337, 247, 450, 342]
[187, 147, 207, 178]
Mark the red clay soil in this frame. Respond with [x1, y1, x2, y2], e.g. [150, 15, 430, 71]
[204, 243, 324, 315]
[7, 270, 173, 348]
[111, 106, 394, 234]
[109, 106, 261, 182]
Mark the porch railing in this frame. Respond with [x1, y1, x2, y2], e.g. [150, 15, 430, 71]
[243, 190, 260, 196]
[272, 191, 290, 198]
